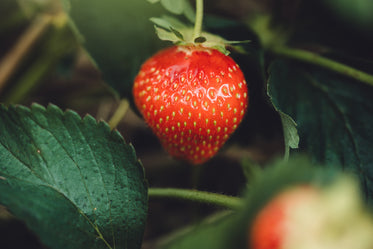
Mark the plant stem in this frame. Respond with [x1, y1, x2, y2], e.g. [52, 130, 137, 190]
[0, 14, 52, 92]
[193, 0, 204, 39]
[4, 13, 74, 104]
[270, 46, 373, 87]
[148, 187, 243, 210]
[108, 99, 130, 130]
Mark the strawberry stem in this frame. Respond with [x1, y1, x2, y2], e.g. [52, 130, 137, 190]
[108, 99, 130, 130]
[270, 46, 373, 87]
[148, 187, 243, 209]
[193, 0, 204, 39]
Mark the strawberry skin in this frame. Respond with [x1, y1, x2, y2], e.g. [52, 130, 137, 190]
[133, 45, 248, 164]
[249, 186, 317, 249]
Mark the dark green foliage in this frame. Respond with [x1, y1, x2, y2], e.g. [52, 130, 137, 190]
[0, 104, 148, 249]
[268, 59, 373, 203]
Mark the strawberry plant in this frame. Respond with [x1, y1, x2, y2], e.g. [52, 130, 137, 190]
[1, 0, 373, 249]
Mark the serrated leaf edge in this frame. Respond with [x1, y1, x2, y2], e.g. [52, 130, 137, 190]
[0, 102, 147, 249]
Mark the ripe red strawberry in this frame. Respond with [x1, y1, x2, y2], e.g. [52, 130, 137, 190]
[249, 186, 318, 249]
[133, 45, 248, 164]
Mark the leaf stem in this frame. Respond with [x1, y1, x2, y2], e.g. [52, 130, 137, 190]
[270, 46, 373, 87]
[148, 187, 243, 209]
[108, 99, 130, 130]
[193, 0, 204, 39]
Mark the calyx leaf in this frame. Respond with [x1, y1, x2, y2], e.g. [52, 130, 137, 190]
[154, 25, 184, 43]
[150, 15, 250, 55]
[170, 26, 184, 40]
[147, 0, 195, 21]
[150, 15, 188, 30]
[160, 0, 186, 15]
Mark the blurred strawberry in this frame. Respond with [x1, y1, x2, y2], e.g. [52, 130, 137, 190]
[249, 178, 373, 249]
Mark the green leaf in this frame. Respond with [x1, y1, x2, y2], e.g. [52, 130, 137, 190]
[66, 0, 167, 98]
[279, 112, 299, 149]
[150, 15, 189, 31]
[278, 111, 299, 160]
[150, 15, 194, 44]
[154, 26, 182, 43]
[0, 104, 148, 249]
[147, 0, 195, 22]
[267, 72, 300, 160]
[158, 212, 239, 249]
[160, 0, 186, 15]
[170, 27, 184, 40]
[182, 1, 195, 23]
[268, 59, 373, 203]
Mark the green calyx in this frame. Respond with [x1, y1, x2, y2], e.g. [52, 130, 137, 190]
[151, 16, 249, 55]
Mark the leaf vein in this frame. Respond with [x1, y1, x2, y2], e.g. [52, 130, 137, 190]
[304, 72, 368, 195]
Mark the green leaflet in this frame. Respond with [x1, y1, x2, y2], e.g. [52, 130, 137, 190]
[160, 0, 186, 15]
[148, 0, 195, 21]
[0, 104, 148, 249]
[267, 83, 300, 161]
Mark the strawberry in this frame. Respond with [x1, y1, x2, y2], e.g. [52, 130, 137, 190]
[249, 179, 373, 249]
[249, 186, 318, 249]
[133, 45, 248, 164]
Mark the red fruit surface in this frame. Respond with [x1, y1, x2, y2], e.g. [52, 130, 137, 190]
[249, 186, 317, 249]
[133, 45, 248, 164]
